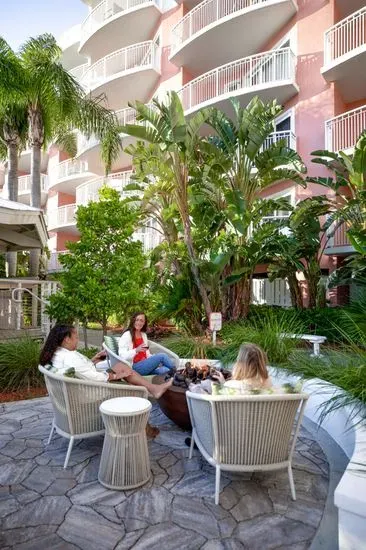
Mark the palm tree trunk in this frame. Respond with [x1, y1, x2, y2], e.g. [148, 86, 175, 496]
[6, 142, 19, 277]
[30, 144, 41, 208]
[29, 106, 44, 278]
[7, 142, 18, 202]
[29, 143, 42, 277]
[182, 216, 212, 322]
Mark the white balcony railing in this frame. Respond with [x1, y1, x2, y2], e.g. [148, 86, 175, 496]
[81, 41, 160, 90]
[69, 63, 89, 81]
[116, 107, 140, 126]
[53, 159, 89, 182]
[179, 48, 296, 112]
[325, 105, 366, 152]
[262, 130, 296, 151]
[76, 171, 135, 205]
[18, 174, 48, 194]
[172, 0, 269, 52]
[77, 105, 155, 155]
[47, 251, 68, 272]
[252, 278, 291, 307]
[77, 133, 101, 155]
[133, 227, 162, 253]
[324, 6, 366, 65]
[326, 222, 351, 249]
[47, 204, 77, 231]
[81, 0, 160, 46]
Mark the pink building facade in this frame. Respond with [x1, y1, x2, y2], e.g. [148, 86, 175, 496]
[5, 0, 365, 303]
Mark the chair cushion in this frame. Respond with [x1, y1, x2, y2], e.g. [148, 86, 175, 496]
[104, 335, 120, 355]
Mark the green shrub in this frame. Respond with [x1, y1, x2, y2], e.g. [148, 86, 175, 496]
[0, 338, 43, 391]
[160, 336, 224, 361]
[221, 311, 306, 365]
[284, 349, 366, 425]
[248, 305, 350, 343]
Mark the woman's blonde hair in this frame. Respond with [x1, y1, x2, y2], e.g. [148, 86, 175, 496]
[232, 343, 268, 382]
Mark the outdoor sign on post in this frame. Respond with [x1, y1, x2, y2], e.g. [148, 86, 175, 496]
[209, 312, 222, 346]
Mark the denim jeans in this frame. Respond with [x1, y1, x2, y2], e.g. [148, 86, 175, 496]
[133, 353, 175, 376]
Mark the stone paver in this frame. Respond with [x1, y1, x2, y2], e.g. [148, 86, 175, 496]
[0, 397, 331, 549]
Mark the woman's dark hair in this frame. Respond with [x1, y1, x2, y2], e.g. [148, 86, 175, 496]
[126, 312, 148, 343]
[39, 325, 75, 366]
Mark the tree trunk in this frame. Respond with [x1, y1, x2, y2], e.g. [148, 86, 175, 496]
[182, 216, 212, 322]
[306, 260, 321, 309]
[30, 143, 41, 208]
[307, 276, 319, 309]
[288, 272, 303, 309]
[83, 324, 88, 350]
[7, 142, 18, 202]
[29, 107, 44, 278]
[231, 277, 251, 320]
[5, 142, 19, 277]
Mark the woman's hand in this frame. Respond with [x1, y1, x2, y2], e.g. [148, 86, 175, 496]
[135, 344, 149, 353]
[211, 371, 225, 384]
[92, 350, 107, 364]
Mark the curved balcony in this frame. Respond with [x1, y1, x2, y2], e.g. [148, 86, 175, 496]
[76, 106, 153, 170]
[76, 170, 134, 205]
[47, 204, 78, 233]
[79, 0, 161, 62]
[48, 159, 95, 194]
[325, 105, 366, 153]
[170, 0, 297, 74]
[59, 24, 87, 70]
[69, 63, 89, 81]
[180, 48, 298, 116]
[18, 148, 48, 173]
[47, 251, 68, 273]
[325, 222, 353, 255]
[322, 7, 366, 102]
[133, 222, 163, 253]
[16, 174, 48, 206]
[263, 130, 296, 151]
[80, 41, 160, 110]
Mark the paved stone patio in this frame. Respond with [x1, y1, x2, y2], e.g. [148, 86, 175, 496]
[0, 397, 330, 550]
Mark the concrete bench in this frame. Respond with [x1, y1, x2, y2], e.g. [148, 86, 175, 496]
[280, 334, 327, 356]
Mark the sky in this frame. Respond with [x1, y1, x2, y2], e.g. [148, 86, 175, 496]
[0, 0, 87, 51]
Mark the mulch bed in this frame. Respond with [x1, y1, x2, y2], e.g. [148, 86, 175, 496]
[0, 387, 48, 403]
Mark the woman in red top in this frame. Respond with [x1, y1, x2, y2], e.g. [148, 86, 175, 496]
[118, 312, 176, 376]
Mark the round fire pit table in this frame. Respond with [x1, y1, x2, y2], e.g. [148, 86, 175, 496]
[153, 376, 192, 431]
[98, 396, 152, 490]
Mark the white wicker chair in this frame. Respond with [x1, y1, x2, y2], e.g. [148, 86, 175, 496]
[39, 365, 148, 469]
[186, 392, 309, 505]
[103, 336, 180, 369]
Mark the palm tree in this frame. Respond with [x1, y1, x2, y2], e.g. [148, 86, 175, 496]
[121, 92, 213, 321]
[0, 105, 28, 276]
[308, 131, 366, 289]
[267, 197, 331, 308]
[205, 97, 306, 318]
[0, 34, 122, 275]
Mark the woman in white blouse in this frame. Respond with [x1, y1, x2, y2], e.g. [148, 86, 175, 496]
[39, 325, 173, 399]
[118, 312, 176, 376]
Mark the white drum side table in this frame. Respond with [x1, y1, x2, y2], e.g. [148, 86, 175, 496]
[98, 396, 152, 490]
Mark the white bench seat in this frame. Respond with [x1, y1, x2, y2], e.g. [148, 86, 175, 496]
[280, 333, 327, 356]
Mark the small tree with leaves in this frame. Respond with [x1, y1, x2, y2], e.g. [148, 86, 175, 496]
[47, 187, 151, 335]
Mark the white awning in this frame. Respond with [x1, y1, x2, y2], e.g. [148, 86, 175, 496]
[0, 199, 48, 252]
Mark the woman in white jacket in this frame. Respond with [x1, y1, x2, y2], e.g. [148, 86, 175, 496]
[118, 312, 176, 376]
[39, 325, 173, 399]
